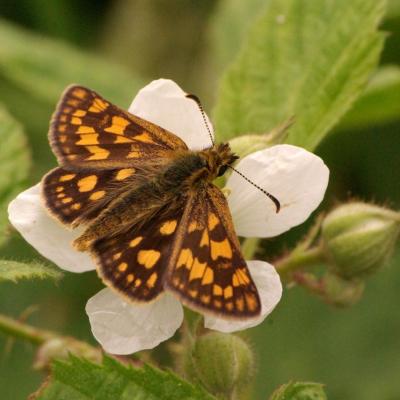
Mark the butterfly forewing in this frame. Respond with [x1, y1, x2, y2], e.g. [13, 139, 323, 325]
[50, 85, 187, 168]
[166, 185, 261, 318]
[91, 210, 184, 302]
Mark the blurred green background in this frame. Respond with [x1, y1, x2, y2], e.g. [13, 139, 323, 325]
[0, 1, 399, 399]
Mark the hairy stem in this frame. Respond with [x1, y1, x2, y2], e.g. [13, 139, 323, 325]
[275, 246, 325, 279]
[0, 313, 55, 345]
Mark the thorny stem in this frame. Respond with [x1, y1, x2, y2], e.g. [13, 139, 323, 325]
[0, 313, 55, 345]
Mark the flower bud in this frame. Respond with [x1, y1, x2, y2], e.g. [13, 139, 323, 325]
[270, 381, 327, 400]
[321, 202, 400, 279]
[184, 332, 255, 398]
[322, 272, 365, 307]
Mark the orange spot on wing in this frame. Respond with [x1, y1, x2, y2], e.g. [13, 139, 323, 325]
[213, 284, 223, 296]
[114, 135, 133, 143]
[77, 126, 96, 134]
[72, 88, 87, 99]
[90, 190, 106, 200]
[177, 248, 193, 269]
[85, 145, 110, 160]
[104, 116, 130, 135]
[189, 259, 207, 281]
[134, 132, 155, 144]
[200, 230, 209, 247]
[137, 250, 161, 269]
[71, 203, 81, 210]
[129, 236, 143, 247]
[72, 109, 87, 117]
[208, 213, 219, 230]
[115, 168, 135, 180]
[160, 220, 177, 235]
[201, 267, 213, 285]
[224, 285, 233, 299]
[118, 262, 128, 272]
[89, 98, 108, 112]
[210, 238, 232, 260]
[59, 174, 76, 182]
[147, 272, 158, 288]
[77, 175, 98, 192]
[76, 133, 99, 145]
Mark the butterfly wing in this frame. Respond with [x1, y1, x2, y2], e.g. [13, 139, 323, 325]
[166, 185, 261, 318]
[50, 85, 188, 168]
[90, 209, 184, 302]
[42, 166, 137, 226]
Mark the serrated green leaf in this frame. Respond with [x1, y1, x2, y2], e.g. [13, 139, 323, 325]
[0, 19, 143, 106]
[214, 0, 386, 150]
[339, 66, 400, 130]
[269, 381, 327, 400]
[35, 355, 216, 400]
[0, 105, 30, 246]
[0, 260, 62, 282]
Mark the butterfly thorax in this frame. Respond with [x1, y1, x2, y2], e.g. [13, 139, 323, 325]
[73, 143, 238, 251]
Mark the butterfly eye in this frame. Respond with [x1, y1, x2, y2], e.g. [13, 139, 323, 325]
[217, 165, 228, 177]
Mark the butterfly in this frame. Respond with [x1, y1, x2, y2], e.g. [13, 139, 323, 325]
[42, 85, 279, 318]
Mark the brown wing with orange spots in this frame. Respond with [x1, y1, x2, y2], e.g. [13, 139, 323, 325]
[165, 185, 261, 318]
[49, 85, 188, 168]
[42, 166, 136, 226]
[91, 210, 184, 302]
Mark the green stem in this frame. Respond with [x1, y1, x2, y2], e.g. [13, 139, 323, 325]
[0, 313, 55, 345]
[275, 246, 325, 279]
[241, 237, 260, 259]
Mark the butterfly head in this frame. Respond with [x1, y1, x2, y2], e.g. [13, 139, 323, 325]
[200, 143, 239, 181]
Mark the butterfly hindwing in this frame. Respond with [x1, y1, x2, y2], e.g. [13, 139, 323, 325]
[50, 85, 188, 168]
[91, 210, 184, 302]
[42, 166, 136, 226]
[166, 185, 261, 318]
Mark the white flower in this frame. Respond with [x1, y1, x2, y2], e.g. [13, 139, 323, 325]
[8, 79, 329, 354]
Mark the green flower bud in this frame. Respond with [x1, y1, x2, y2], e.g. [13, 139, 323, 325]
[270, 381, 327, 400]
[322, 272, 365, 307]
[322, 202, 400, 279]
[184, 332, 255, 399]
[229, 117, 293, 159]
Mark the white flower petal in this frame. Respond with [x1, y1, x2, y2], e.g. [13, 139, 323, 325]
[129, 79, 214, 150]
[8, 184, 95, 273]
[86, 288, 183, 354]
[227, 144, 329, 238]
[204, 261, 282, 333]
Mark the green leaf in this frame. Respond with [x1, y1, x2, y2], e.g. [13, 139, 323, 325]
[387, 0, 400, 19]
[214, 0, 386, 150]
[0, 105, 30, 246]
[339, 66, 400, 130]
[0, 19, 143, 106]
[209, 0, 267, 76]
[0, 260, 62, 282]
[35, 355, 216, 400]
[269, 381, 327, 400]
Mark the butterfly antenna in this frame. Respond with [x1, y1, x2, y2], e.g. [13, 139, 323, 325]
[186, 94, 215, 146]
[228, 166, 281, 213]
